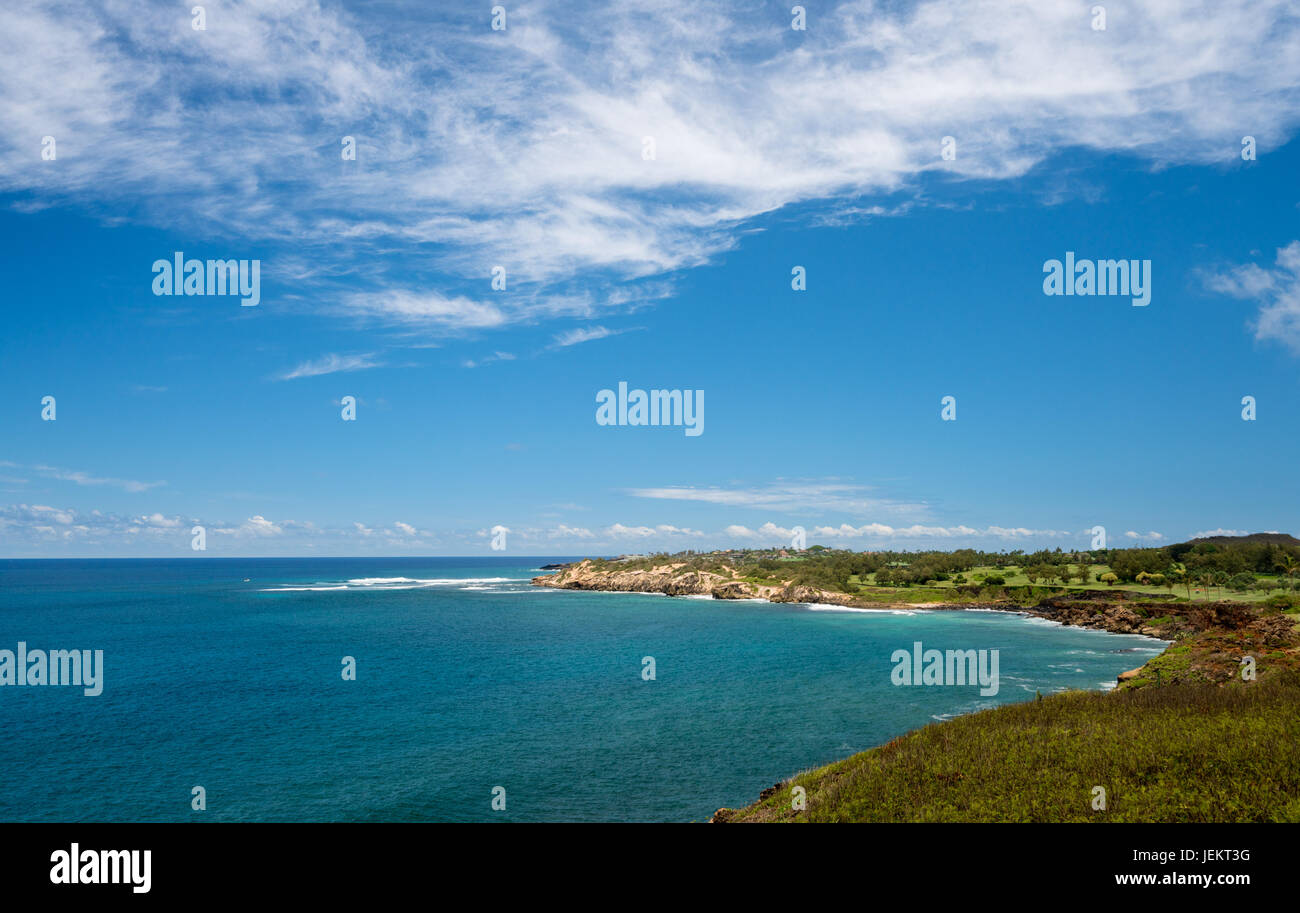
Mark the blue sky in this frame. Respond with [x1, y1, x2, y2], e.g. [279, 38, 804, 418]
[1, 0, 1298, 557]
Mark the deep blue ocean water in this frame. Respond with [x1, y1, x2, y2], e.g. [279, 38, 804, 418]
[0, 558, 1167, 822]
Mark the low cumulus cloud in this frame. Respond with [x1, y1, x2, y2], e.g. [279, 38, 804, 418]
[1203, 241, 1300, 353]
[0, 503, 1219, 555]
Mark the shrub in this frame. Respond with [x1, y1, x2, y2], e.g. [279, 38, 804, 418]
[1228, 573, 1257, 593]
[1263, 593, 1299, 614]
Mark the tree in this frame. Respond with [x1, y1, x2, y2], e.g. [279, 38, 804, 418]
[1196, 570, 1218, 601]
[1170, 562, 1193, 599]
[1227, 572, 1256, 593]
[1277, 554, 1298, 592]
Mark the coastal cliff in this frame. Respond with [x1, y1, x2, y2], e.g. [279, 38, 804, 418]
[533, 558, 1299, 687]
[533, 559, 1165, 636]
[532, 559, 855, 606]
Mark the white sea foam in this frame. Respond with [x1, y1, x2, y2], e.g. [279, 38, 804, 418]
[345, 577, 514, 587]
[802, 603, 916, 615]
[263, 576, 516, 593]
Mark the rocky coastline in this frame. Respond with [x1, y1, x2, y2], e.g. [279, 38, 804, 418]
[532, 559, 1177, 639]
[532, 560, 1298, 692]
[533, 558, 1299, 823]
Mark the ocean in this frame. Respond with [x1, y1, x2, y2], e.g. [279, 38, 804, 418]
[0, 558, 1167, 822]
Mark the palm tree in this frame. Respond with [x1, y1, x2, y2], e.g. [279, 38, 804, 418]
[1197, 570, 1217, 601]
[1277, 554, 1298, 592]
[1171, 562, 1191, 600]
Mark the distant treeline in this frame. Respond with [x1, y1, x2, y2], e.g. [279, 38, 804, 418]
[608, 538, 1300, 596]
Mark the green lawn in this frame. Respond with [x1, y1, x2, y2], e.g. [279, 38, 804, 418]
[848, 564, 1291, 603]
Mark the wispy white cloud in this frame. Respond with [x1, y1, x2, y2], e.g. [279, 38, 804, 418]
[626, 481, 927, 516]
[463, 351, 516, 368]
[1, 0, 1297, 342]
[277, 352, 383, 380]
[344, 291, 508, 330]
[33, 465, 164, 493]
[552, 325, 627, 347]
[725, 522, 1074, 542]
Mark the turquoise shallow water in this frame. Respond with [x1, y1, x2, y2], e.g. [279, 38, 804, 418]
[0, 558, 1166, 822]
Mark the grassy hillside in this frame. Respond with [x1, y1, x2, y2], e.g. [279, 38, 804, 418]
[717, 673, 1300, 823]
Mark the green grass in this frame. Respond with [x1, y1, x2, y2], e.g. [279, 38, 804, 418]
[842, 579, 953, 603]
[739, 574, 787, 588]
[1121, 644, 1196, 688]
[719, 673, 1300, 823]
[863, 564, 1290, 604]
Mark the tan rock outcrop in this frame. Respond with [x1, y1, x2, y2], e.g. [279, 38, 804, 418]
[532, 559, 855, 607]
[532, 560, 729, 596]
[771, 584, 855, 606]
